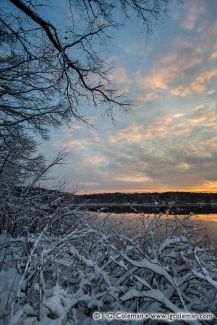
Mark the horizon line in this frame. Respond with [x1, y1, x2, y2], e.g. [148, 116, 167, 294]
[75, 190, 217, 195]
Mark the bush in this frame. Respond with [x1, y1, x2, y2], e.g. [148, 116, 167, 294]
[1, 196, 216, 324]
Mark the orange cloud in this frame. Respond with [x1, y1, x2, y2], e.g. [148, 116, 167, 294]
[85, 155, 107, 165]
[109, 107, 216, 146]
[201, 181, 217, 192]
[64, 139, 89, 149]
[80, 184, 217, 194]
[139, 92, 158, 102]
[135, 51, 203, 97]
[113, 175, 152, 183]
[170, 86, 191, 97]
[191, 69, 217, 93]
[194, 104, 207, 112]
[210, 51, 217, 60]
[177, 162, 191, 170]
[109, 123, 143, 145]
[136, 69, 169, 91]
[199, 137, 217, 150]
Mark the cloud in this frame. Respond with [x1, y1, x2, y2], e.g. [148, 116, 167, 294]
[90, 103, 216, 189]
[191, 69, 217, 93]
[40, 1, 217, 194]
[177, 162, 191, 170]
[173, 37, 191, 49]
[135, 18, 217, 99]
[135, 49, 204, 97]
[201, 21, 217, 51]
[210, 51, 217, 60]
[139, 92, 158, 102]
[81, 154, 107, 166]
[113, 175, 152, 183]
[42, 102, 217, 192]
[170, 86, 191, 97]
[182, 0, 206, 30]
[60, 139, 90, 149]
[136, 68, 170, 91]
[109, 123, 143, 145]
[203, 181, 217, 190]
[194, 104, 207, 112]
[207, 89, 216, 95]
[109, 66, 129, 84]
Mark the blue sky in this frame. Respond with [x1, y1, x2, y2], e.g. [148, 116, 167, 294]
[40, 0, 217, 193]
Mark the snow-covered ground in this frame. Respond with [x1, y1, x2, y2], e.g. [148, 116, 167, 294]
[1, 196, 217, 324]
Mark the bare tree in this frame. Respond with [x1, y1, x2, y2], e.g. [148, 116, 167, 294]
[0, 0, 181, 195]
[0, 0, 181, 245]
[0, 126, 45, 184]
[1, 0, 178, 134]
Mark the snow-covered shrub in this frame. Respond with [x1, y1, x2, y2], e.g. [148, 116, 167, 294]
[1, 207, 216, 324]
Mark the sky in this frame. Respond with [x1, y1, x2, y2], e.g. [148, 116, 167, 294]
[40, 0, 217, 194]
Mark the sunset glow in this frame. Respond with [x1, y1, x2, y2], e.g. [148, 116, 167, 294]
[40, 0, 217, 194]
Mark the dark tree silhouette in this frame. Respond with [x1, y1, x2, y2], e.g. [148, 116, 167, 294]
[0, 0, 182, 193]
[1, 0, 179, 134]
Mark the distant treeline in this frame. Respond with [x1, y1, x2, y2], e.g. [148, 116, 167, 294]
[75, 192, 217, 205]
[14, 188, 217, 214]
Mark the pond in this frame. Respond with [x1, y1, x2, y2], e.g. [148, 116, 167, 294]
[88, 212, 217, 241]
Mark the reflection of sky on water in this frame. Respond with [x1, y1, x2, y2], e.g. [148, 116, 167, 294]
[96, 212, 217, 223]
[91, 212, 217, 241]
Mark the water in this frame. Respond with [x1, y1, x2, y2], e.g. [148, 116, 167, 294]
[96, 212, 217, 222]
[89, 212, 217, 241]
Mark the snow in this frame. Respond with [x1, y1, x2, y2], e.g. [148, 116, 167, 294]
[0, 267, 21, 322]
[1, 202, 217, 324]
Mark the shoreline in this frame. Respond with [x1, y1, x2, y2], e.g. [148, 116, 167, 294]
[78, 203, 217, 214]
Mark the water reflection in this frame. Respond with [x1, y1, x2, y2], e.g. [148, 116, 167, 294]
[90, 212, 217, 241]
[96, 212, 217, 223]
